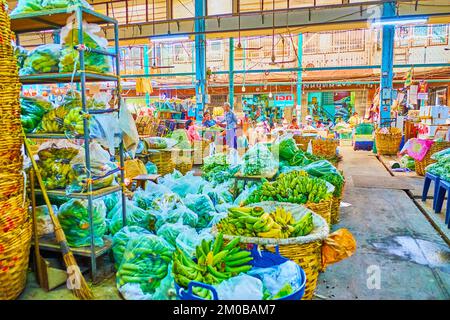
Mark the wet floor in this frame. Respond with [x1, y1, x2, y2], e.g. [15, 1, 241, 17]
[371, 235, 450, 273]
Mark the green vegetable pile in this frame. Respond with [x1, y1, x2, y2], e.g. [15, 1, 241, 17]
[426, 150, 450, 182]
[242, 143, 278, 176]
[245, 170, 332, 205]
[58, 199, 107, 247]
[273, 137, 299, 161]
[116, 234, 173, 294]
[20, 96, 53, 133]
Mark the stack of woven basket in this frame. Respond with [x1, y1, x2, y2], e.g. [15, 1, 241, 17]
[0, 2, 31, 300]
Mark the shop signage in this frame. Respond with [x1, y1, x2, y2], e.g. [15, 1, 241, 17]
[417, 81, 429, 100]
[273, 94, 294, 107]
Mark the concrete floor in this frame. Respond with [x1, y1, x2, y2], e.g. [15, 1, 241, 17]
[18, 146, 450, 300]
[315, 147, 450, 300]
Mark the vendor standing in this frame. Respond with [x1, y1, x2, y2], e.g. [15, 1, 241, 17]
[348, 112, 361, 128]
[219, 102, 238, 149]
[202, 111, 216, 128]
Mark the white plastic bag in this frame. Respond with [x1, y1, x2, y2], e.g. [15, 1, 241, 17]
[214, 275, 264, 300]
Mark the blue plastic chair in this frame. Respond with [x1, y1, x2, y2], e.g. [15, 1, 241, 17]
[422, 172, 441, 210]
[434, 180, 450, 228]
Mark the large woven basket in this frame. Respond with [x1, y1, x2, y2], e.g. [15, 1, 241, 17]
[375, 128, 402, 155]
[147, 149, 175, 175]
[0, 194, 27, 235]
[306, 199, 332, 225]
[0, 218, 33, 300]
[415, 141, 450, 176]
[193, 139, 211, 165]
[175, 157, 194, 175]
[330, 182, 345, 225]
[213, 202, 330, 300]
[312, 139, 339, 158]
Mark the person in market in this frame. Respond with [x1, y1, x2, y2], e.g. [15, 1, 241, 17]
[316, 120, 325, 130]
[348, 111, 361, 128]
[325, 118, 335, 130]
[218, 102, 238, 149]
[288, 117, 300, 130]
[303, 115, 316, 130]
[202, 111, 216, 128]
[185, 119, 201, 142]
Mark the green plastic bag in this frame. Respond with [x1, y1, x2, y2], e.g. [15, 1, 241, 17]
[20, 44, 61, 75]
[109, 199, 156, 235]
[58, 199, 107, 247]
[112, 226, 152, 269]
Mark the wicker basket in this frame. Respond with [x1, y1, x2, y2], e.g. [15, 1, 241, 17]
[306, 199, 332, 225]
[312, 139, 339, 158]
[415, 141, 450, 176]
[0, 218, 33, 300]
[214, 202, 329, 300]
[193, 139, 211, 165]
[175, 156, 194, 175]
[293, 135, 315, 152]
[375, 128, 402, 155]
[0, 194, 27, 235]
[147, 149, 175, 175]
[330, 182, 345, 225]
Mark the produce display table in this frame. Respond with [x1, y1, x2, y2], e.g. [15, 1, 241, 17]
[132, 174, 161, 190]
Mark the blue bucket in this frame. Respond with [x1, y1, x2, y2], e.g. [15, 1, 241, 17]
[175, 246, 306, 300]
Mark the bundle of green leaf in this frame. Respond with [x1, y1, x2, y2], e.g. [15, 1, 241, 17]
[116, 234, 173, 294]
[59, 23, 112, 74]
[272, 137, 299, 161]
[241, 143, 278, 176]
[244, 170, 332, 205]
[11, 0, 92, 15]
[58, 199, 107, 247]
[20, 96, 53, 133]
[203, 153, 228, 172]
[431, 148, 450, 161]
[170, 129, 192, 149]
[20, 44, 61, 75]
[288, 149, 323, 167]
[36, 141, 80, 190]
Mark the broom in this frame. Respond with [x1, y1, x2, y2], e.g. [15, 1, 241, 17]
[24, 136, 94, 300]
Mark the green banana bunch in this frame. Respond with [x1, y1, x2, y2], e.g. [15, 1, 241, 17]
[173, 233, 253, 300]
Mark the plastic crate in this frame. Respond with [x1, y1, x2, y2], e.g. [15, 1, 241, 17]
[353, 141, 373, 151]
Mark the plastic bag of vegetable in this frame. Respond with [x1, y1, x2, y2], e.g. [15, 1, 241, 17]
[112, 226, 152, 269]
[170, 129, 192, 149]
[157, 171, 206, 198]
[214, 274, 264, 300]
[118, 269, 176, 300]
[152, 193, 182, 213]
[20, 44, 61, 75]
[234, 184, 259, 206]
[155, 204, 198, 229]
[300, 160, 340, 177]
[116, 234, 174, 295]
[156, 222, 194, 248]
[20, 95, 53, 133]
[14, 44, 28, 69]
[58, 199, 107, 247]
[241, 143, 278, 176]
[87, 92, 112, 110]
[103, 191, 120, 213]
[35, 205, 56, 237]
[272, 135, 298, 161]
[109, 199, 156, 235]
[11, 0, 92, 15]
[431, 148, 450, 161]
[183, 193, 216, 229]
[67, 142, 117, 193]
[247, 260, 303, 299]
[400, 155, 415, 171]
[59, 20, 112, 74]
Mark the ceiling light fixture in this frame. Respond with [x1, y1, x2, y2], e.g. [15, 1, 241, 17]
[370, 17, 428, 27]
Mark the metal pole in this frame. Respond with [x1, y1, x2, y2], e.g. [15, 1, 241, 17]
[77, 7, 97, 280]
[297, 33, 303, 120]
[229, 37, 234, 108]
[379, 1, 395, 127]
[194, 0, 206, 120]
[144, 44, 150, 106]
[114, 22, 127, 229]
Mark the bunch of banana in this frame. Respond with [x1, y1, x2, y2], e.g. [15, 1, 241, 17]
[63, 107, 85, 134]
[291, 212, 314, 237]
[245, 170, 331, 205]
[173, 233, 253, 300]
[38, 105, 70, 133]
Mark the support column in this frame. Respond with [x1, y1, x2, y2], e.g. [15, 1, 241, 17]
[379, 1, 395, 127]
[296, 33, 303, 121]
[229, 37, 235, 108]
[143, 45, 150, 106]
[195, 0, 206, 120]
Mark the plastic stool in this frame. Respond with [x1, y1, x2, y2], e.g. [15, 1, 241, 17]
[434, 180, 450, 228]
[422, 172, 441, 210]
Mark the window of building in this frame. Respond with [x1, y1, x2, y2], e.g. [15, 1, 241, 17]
[207, 0, 232, 15]
[396, 25, 449, 47]
[172, 42, 193, 64]
[207, 40, 224, 61]
[173, 0, 194, 19]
